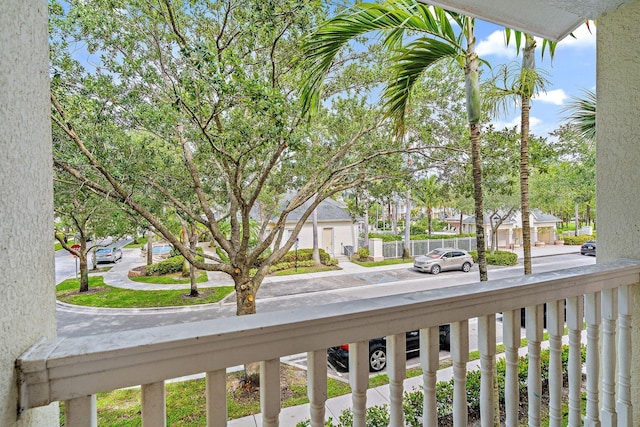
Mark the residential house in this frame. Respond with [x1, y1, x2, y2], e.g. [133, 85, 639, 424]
[255, 196, 358, 257]
[4, 1, 640, 426]
[448, 210, 562, 247]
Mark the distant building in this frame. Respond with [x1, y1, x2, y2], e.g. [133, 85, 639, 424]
[253, 196, 357, 257]
[444, 210, 562, 248]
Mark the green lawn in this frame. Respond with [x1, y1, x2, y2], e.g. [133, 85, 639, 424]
[56, 276, 233, 308]
[130, 271, 209, 284]
[124, 237, 148, 249]
[270, 265, 341, 276]
[351, 258, 414, 267]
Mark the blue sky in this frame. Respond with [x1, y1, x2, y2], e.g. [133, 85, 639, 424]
[474, 20, 596, 138]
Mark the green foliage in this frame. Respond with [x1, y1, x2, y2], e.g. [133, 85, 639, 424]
[562, 234, 595, 245]
[299, 344, 584, 426]
[469, 250, 518, 266]
[357, 248, 370, 261]
[257, 248, 330, 267]
[145, 256, 185, 276]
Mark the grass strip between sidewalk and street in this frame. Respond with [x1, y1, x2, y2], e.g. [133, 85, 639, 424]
[351, 258, 414, 267]
[56, 276, 234, 308]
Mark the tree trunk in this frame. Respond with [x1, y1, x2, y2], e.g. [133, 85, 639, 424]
[459, 212, 463, 235]
[78, 250, 90, 292]
[427, 210, 433, 236]
[471, 123, 487, 281]
[403, 188, 411, 257]
[363, 209, 369, 250]
[465, 18, 487, 281]
[520, 35, 536, 275]
[312, 201, 320, 264]
[146, 229, 153, 265]
[189, 234, 199, 297]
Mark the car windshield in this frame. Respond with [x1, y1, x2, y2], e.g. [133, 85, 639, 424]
[96, 248, 111, 254]
[425, 249, 446, 259]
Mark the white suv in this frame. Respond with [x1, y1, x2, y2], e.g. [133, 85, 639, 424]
[413, 248, 473, 274]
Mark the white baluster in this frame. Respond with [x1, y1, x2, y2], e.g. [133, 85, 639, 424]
[349, 341, 369, 427]
[388, 333, 406, 427]
[617, 284, 633, 426]
[502, 309, 520, 427]
[584, 292, 601, 427]
[451, 320, 469, 427]
[547, 299, 564, 427]
[65, 395, 97, 427]
[600, 288, 617, 427]
[206, 369, 227, 427]
[478, 314, 496, 427]
[260, 359, 280, 427]
[420, 327, 439, 427]
[307, 350, 327, 427]
[566, 295, 584, 427]
[526, 304, 543, 427]
[141, 381, 166, 427]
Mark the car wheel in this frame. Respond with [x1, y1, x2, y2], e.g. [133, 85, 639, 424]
[430, 264, 441, 275]
[439, 325, 451, 351]
[369, 345, 387, 372]
[461, 262, 471, 273]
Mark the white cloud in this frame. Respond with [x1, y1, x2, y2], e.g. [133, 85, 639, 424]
[556, 23, 596, 50]
[476, 31, 518, 59]
[532, 89, 568, 105]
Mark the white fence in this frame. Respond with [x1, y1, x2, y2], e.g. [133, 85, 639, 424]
[381, 237, 477, 258]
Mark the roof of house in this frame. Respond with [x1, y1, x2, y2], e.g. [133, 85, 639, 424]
[250, 195, 354, 224]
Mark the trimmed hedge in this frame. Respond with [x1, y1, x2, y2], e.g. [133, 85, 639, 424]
[562, 234, 595, 245]
[469, 250, 518, 266]
[256, 248, 330, 266]
[144, 248, 204, 276]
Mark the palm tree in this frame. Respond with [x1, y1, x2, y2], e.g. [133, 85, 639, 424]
[565, 89, 596, 141]
[300, 0, 489, 281]
[484, 32, 555, 275]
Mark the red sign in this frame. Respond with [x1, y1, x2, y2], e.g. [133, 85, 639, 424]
[70, 244, 81, 257]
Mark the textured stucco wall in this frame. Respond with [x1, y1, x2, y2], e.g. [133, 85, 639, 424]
[597, 0, 640, 421]
[0, 1, 59, 425]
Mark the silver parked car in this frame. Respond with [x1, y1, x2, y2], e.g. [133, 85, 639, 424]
[413, 248, 473, 275]
[95, 247, 123, 264]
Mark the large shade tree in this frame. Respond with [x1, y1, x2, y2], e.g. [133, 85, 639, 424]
[300, 0, 490, 281]
[49, 0, 429, 316]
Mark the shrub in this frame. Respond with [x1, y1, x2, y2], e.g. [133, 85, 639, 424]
[562, 234, 595, 245]
[145, 248, 204, 276]
[469, 250, 518, 266]
[256, 248, 330, 266]
[357, 248, 370, 261]
[298, 344, 585, 426]
[145, 255, 184, 275]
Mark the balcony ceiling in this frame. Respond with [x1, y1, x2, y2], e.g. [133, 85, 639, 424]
[420, 0, 632, 40]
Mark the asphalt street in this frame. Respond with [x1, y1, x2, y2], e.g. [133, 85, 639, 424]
[56, 250, 595, 338]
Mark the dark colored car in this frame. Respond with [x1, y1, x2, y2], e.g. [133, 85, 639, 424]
[580, 240, 596, 256]
[327, 325, 450, 372]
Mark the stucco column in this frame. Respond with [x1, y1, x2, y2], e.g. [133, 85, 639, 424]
[598, 1, 640, 421]
[0, 1, 58, 425]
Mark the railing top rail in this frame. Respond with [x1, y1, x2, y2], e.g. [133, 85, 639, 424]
[17, 259, 640, 411]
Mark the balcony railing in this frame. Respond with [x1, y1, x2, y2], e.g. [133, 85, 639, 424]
[17, 259, 640, 426]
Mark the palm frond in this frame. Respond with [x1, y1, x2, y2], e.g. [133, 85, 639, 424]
[383, 37, 458, 136]
[563, 89, 596, 141]
[299, 0, 463, 117]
